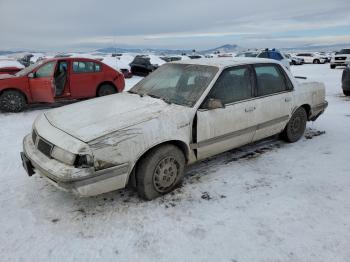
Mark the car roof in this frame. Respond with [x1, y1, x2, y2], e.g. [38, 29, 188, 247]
[172, 57, 280, 68]
[44, 57, 102, 63]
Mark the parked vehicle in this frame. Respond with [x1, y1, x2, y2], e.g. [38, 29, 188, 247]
[295, 53, 326, 64]
[120, 68, 133, 79]
[235, 51, 259, 57]
[342, 64, 350, 96]
[236, 49, 290, 70]
[284, 54, 304, 65]
[160, 56, 182, 62]
[188, 55, 203, 59]
[21, 58, 327, 199]
[17, 54, 34, 67]
[0, 66, 22, 75]
[315, 52, 331, 63]
[0, 57, 125, 112]
[330, 49, 350, 69]
[129, 55, 158, 76]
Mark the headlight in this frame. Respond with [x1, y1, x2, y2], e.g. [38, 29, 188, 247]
[51, 146, 76, 165]
[74, 154, 94, 168]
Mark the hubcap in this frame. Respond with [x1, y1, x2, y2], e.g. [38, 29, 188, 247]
[153, 157, 179, 193]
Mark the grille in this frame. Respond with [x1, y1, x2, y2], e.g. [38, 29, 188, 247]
[37, 139, 53, 158]
[335, 57, 346, 61]
[32, 130, 37, 144]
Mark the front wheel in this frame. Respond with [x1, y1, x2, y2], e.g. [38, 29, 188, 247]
[97, 84, 116, 97]
[343, 90, 350, 96]
[281, 107, 307, 143]
[330, 65, 336, 69]
[313, 59, 320, 64]
[136, 144, 185, 200]
[0, 90, 26, 112]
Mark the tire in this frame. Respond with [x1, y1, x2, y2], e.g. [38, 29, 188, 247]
[313, 59, 320, 64]
[0, 90, 26, 112]
[136, 144, 185, 200]
[97, 84, 116, 97]
[281, 107, 307, 143]
[343, 90, 350, 96]
[330, 65, 336, 69]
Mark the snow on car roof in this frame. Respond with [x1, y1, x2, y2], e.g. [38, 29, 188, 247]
[172, 57, 280, 68]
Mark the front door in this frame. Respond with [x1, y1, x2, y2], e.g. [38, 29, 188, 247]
[29, 61, 56, 103]
[195, 66, 257, 160]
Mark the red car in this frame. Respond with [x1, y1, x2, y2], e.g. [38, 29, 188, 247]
[0, 67, 22, 75]
[0, 57, 125, 112]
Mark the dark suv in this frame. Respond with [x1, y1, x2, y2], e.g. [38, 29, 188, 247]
[129, 55, 158, 76]
[342, 64, 350, 96]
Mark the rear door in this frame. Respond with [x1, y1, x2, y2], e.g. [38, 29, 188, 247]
[252, 64, 294, 142]
[69, 60, 102, 98]
[195, 66, 257, 160]
[29, 61, 56, 102]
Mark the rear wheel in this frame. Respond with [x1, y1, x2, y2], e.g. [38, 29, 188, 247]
[136, 144, 185, 200]
[0, 90, 26, 112]
[281, 107, 307, 143]
[343, 90, 350, 96]
[330, 65, 336, 69]
[97, 84, 116, 97]
[313, 59, 320, 64]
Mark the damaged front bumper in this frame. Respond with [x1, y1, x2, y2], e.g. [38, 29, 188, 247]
[21, 134, 130, 196]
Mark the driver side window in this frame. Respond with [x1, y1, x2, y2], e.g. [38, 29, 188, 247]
[208, 66, 253, 105]
[35, 62, 56, 78]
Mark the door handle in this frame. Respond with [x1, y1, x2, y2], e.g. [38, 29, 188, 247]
[285, 97, 291, 102]
[245, 106, 256, 112]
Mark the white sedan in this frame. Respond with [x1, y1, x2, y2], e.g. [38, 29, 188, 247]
[21, 58, 328, 199]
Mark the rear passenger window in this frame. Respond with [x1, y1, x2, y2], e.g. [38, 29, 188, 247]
[73, 61, 101, 73]
[255, 65, 288, 96]
[209, 66, 253, 104]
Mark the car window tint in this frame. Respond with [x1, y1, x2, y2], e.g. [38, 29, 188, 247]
[209, 66, 252, 104]
[255, 65, 287, 96]
[73, 61, 97, 73]
[36, 61, 56, 78]
[258, 52, 269, 58]
[94, 63, 101, 71]
[270, 52, 283, 60]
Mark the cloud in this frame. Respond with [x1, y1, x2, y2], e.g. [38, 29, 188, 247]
[0, 0, 349, 50]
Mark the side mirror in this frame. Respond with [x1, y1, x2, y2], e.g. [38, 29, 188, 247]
[203, 98, 225, 110]
[28, 72, 34, 78]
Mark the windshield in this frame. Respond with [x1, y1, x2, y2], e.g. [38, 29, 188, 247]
[15, 60, 45, 76]
[338, 49, 350, 54]
[129, 63, 219, 107]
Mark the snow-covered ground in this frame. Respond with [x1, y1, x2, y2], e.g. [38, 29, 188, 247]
[0, 64, 349, 262]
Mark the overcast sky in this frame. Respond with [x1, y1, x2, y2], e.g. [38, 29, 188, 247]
[0, 0, 349, 51]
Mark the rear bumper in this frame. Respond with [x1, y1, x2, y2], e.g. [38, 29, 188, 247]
[22, 134, 130, 196]
[310, 101, 328, 121]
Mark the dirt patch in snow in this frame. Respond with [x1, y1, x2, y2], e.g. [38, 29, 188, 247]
[304, 128, 326, 139]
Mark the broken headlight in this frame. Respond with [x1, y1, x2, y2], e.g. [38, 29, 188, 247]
[74, 154, 94, 168]
[51, 146, 76, 165]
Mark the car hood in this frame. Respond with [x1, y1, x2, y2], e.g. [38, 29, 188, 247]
[44, 93, 189, 142]
[0, 74, 16, 80]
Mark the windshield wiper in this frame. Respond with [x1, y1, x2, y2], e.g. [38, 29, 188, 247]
[146, 93, 172, 104]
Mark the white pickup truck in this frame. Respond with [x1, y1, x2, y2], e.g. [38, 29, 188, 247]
[21, 58, 328, 200]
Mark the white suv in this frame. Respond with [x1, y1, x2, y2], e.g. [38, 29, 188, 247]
[330, 49, 350, 69]
[295, 53, 326, 64]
